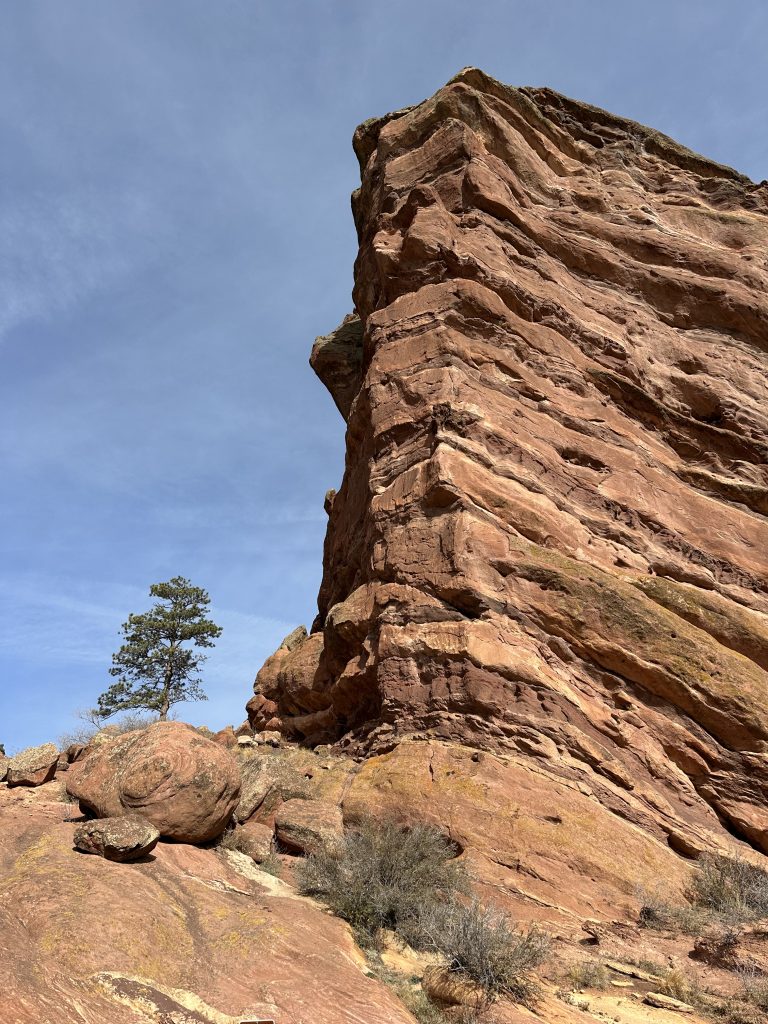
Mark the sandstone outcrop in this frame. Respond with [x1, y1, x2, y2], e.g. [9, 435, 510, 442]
[249, 68, 768, 873]
[6, 742, 59, 787]
[0, 783, 414, 1024]
[67, 720, 240, 843]
[74, 815, 160, 862]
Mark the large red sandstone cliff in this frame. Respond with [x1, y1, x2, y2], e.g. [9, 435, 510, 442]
[250, 67, 768, 871]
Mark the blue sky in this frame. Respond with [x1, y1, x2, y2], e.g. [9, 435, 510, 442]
[2, 1, 766, 753]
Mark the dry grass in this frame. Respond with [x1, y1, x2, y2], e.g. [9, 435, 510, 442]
[658, 966, 703, 1005]
[566, 959, 610, 991]
[691, 854, 768, 924]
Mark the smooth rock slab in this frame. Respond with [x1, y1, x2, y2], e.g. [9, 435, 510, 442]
[274, 798, 343, 854]
[74, 816, 160, 862]
[6, 742, 59, 787]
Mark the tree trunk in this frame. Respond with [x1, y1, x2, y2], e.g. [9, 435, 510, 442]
[161, 656, 173, 721]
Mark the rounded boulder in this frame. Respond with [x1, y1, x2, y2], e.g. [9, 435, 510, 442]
[74, 816, 160, 862]
[66, 721, 240, 843]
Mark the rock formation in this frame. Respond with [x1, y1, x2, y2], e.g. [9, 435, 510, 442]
[74, 815, 160, 862]
[6, 742, 59, 787]
[250, 66, 768, 875]
[67, 720, 240, 843]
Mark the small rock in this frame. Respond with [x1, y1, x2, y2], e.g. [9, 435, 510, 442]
[644, 992, 695, 1013]
[7, 743, 59, 787]
[65, 742, 88, 764]
[74, 816, 160, 862]
[237, 736, 256, 748]
[274, 798, 343, 854]
[91, 726, 122, 746]
[422, 965, 485, 1009]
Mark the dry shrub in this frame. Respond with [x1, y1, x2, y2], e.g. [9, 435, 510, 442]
[690, 854, 768, 924]
[297, 817, 464, 944]
[58, 709, 161, 750]
[737, 967, 768, 1011]
[566, 959, 610, 990]
[638, 886, 710, 935]
[419, 899, 550, 1005]
[658, 967, 703, 1005]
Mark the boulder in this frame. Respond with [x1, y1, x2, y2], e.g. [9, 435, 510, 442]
[235, 753, 308, 824]
[74, 816, 160, 862]
[66, 721, 240, 843]
[0, 756, 8, 783]
[274, 798, 343, 854]
[422, 965, 485, 1009]
[6, 742, 59, 787]
[236, 820, 274, 863]
[213, 725, 238, 748]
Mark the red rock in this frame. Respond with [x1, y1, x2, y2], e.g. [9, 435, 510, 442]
[250, 67, 768, 864]
[6, 742, 59, 787]
[74, 816, 160, 862]
[274, 797, 343, 854]
[213, 725, 238, 748]
[235, 751, 309, 824]
[0, 783, 414, 1023]
[66, 721, 240, 843]
[236, 820, 274, 862]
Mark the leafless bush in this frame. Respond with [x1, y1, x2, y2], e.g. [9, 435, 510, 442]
[58, 709, 161, 750]
[419, 899, 550, 1004]
[737, 966, 768, 1011]
[297, 817, 464, 944]
[690, 854, 768, 924]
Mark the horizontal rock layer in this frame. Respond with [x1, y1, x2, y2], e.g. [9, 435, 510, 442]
[249, 68, 768, 860]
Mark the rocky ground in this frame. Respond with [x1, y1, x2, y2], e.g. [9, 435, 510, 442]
[3, 67, 768, 1023]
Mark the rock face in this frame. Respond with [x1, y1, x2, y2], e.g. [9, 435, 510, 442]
[0, 783, 414, 1024]
[67, 721, 240, 843]
[250, 67, 768, 863]
[6, 742, 59, 787]
[74, 816, 160, 862]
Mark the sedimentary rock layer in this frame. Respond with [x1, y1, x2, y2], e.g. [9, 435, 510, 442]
[249, 68, 768, 859]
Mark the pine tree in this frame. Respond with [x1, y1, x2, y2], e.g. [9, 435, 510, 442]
[97, 576, 222, 721]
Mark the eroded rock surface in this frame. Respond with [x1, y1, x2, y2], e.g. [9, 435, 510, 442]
[74, 815, 160, 862]
[6, 742, 59, 787]
[0, 784, 414, 1024]
[250, 67, 768, 868]
[66, 721, 240, 843]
